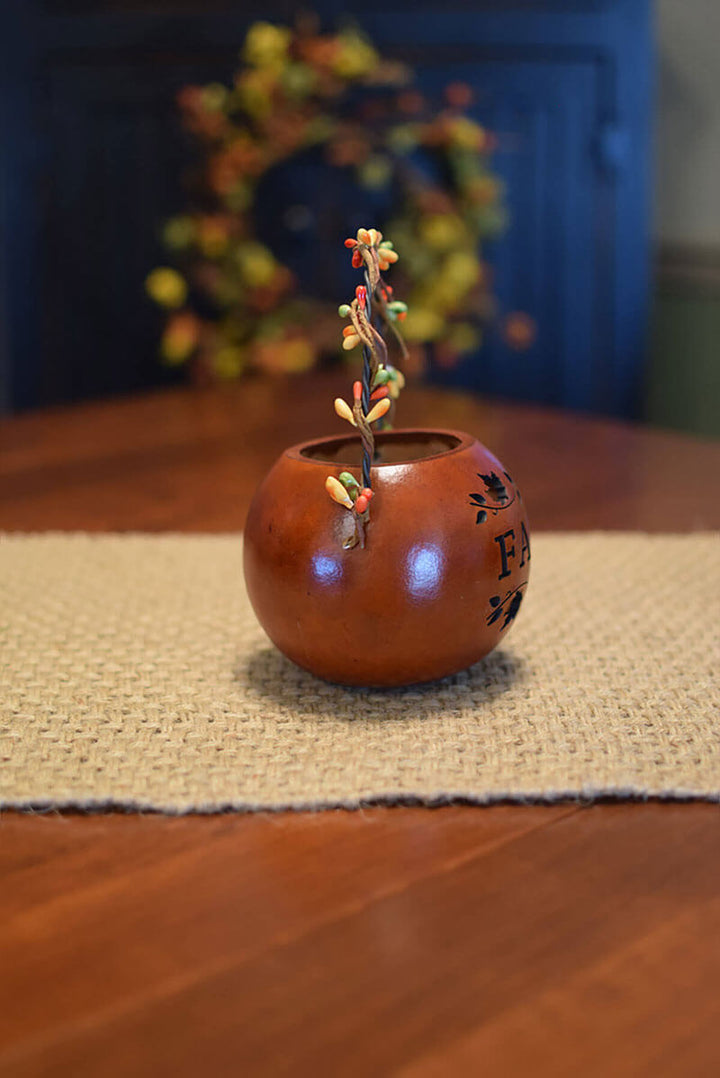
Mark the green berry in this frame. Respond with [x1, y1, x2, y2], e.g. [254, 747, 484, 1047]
[338, 304, 351, 317]
[339, 471, 360, 492]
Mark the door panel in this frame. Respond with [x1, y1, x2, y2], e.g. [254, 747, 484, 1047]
[417, 56, 601, 409]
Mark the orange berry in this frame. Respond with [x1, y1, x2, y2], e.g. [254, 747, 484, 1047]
[353, 380, 362, 401]
[503, 312, 536, 350]
[361, 488, 373, 500]
[355, 495, 369, 514]
[365, 398, 391, 424]
[344, 238, 357, 248]
[351, 250, 362, 268]
[397, 90, 424, 114]
[445, 81, 473, 109]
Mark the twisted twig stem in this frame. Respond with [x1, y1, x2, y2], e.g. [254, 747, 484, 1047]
[361, 272, 373, 487]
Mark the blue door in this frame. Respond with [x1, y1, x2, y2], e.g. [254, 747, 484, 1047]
[415, 56, 602, 410]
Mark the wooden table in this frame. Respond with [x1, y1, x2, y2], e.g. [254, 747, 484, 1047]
[2, 374, 719, 1076]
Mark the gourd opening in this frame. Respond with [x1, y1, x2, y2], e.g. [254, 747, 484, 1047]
[299, 430, 463, 466]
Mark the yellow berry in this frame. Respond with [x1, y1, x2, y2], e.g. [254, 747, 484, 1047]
[334, 398, 356, 425]
[325, 475, 354, 508]
[145, 267, 187, 309]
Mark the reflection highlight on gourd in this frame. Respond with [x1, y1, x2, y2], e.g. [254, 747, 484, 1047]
[405, 543, 445, 601]
[311, 553, 343, 586]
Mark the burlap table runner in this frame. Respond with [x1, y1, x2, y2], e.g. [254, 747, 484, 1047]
[1, 532, 718, 811]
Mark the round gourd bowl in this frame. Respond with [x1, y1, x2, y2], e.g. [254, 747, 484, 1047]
[243, 428, 530, 687]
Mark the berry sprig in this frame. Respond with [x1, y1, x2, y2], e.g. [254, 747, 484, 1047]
[341, 230, 408, 365]
[372, 361, 406, 400]
[325, 473, 376, 549]
[338, 285, 388, 376]
[333, 379, 392, 429]
[344, 227, 399, 290]
[325, 226, 407, 549]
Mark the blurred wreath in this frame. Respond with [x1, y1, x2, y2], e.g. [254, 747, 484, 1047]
[145, 18, 510, 380]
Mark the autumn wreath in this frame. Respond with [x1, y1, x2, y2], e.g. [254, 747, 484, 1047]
[146, 19, 508, 380]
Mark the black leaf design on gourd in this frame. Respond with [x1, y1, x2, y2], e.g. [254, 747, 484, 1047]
[468, 491, 487, 524]
[469, 471, 517, 524]
[487, 603, 503, 626]
[502, 590, 524, 628]
[479, 471, 508, 502]
[486, 585, 526, 629]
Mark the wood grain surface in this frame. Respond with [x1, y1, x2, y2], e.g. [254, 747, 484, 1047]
[1, 374, 719, 1076]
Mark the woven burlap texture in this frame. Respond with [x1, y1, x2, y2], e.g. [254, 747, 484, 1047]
[1, 532, 718, 811]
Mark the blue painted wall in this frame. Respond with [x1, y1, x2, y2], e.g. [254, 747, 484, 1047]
[0, 0, 652, 416]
